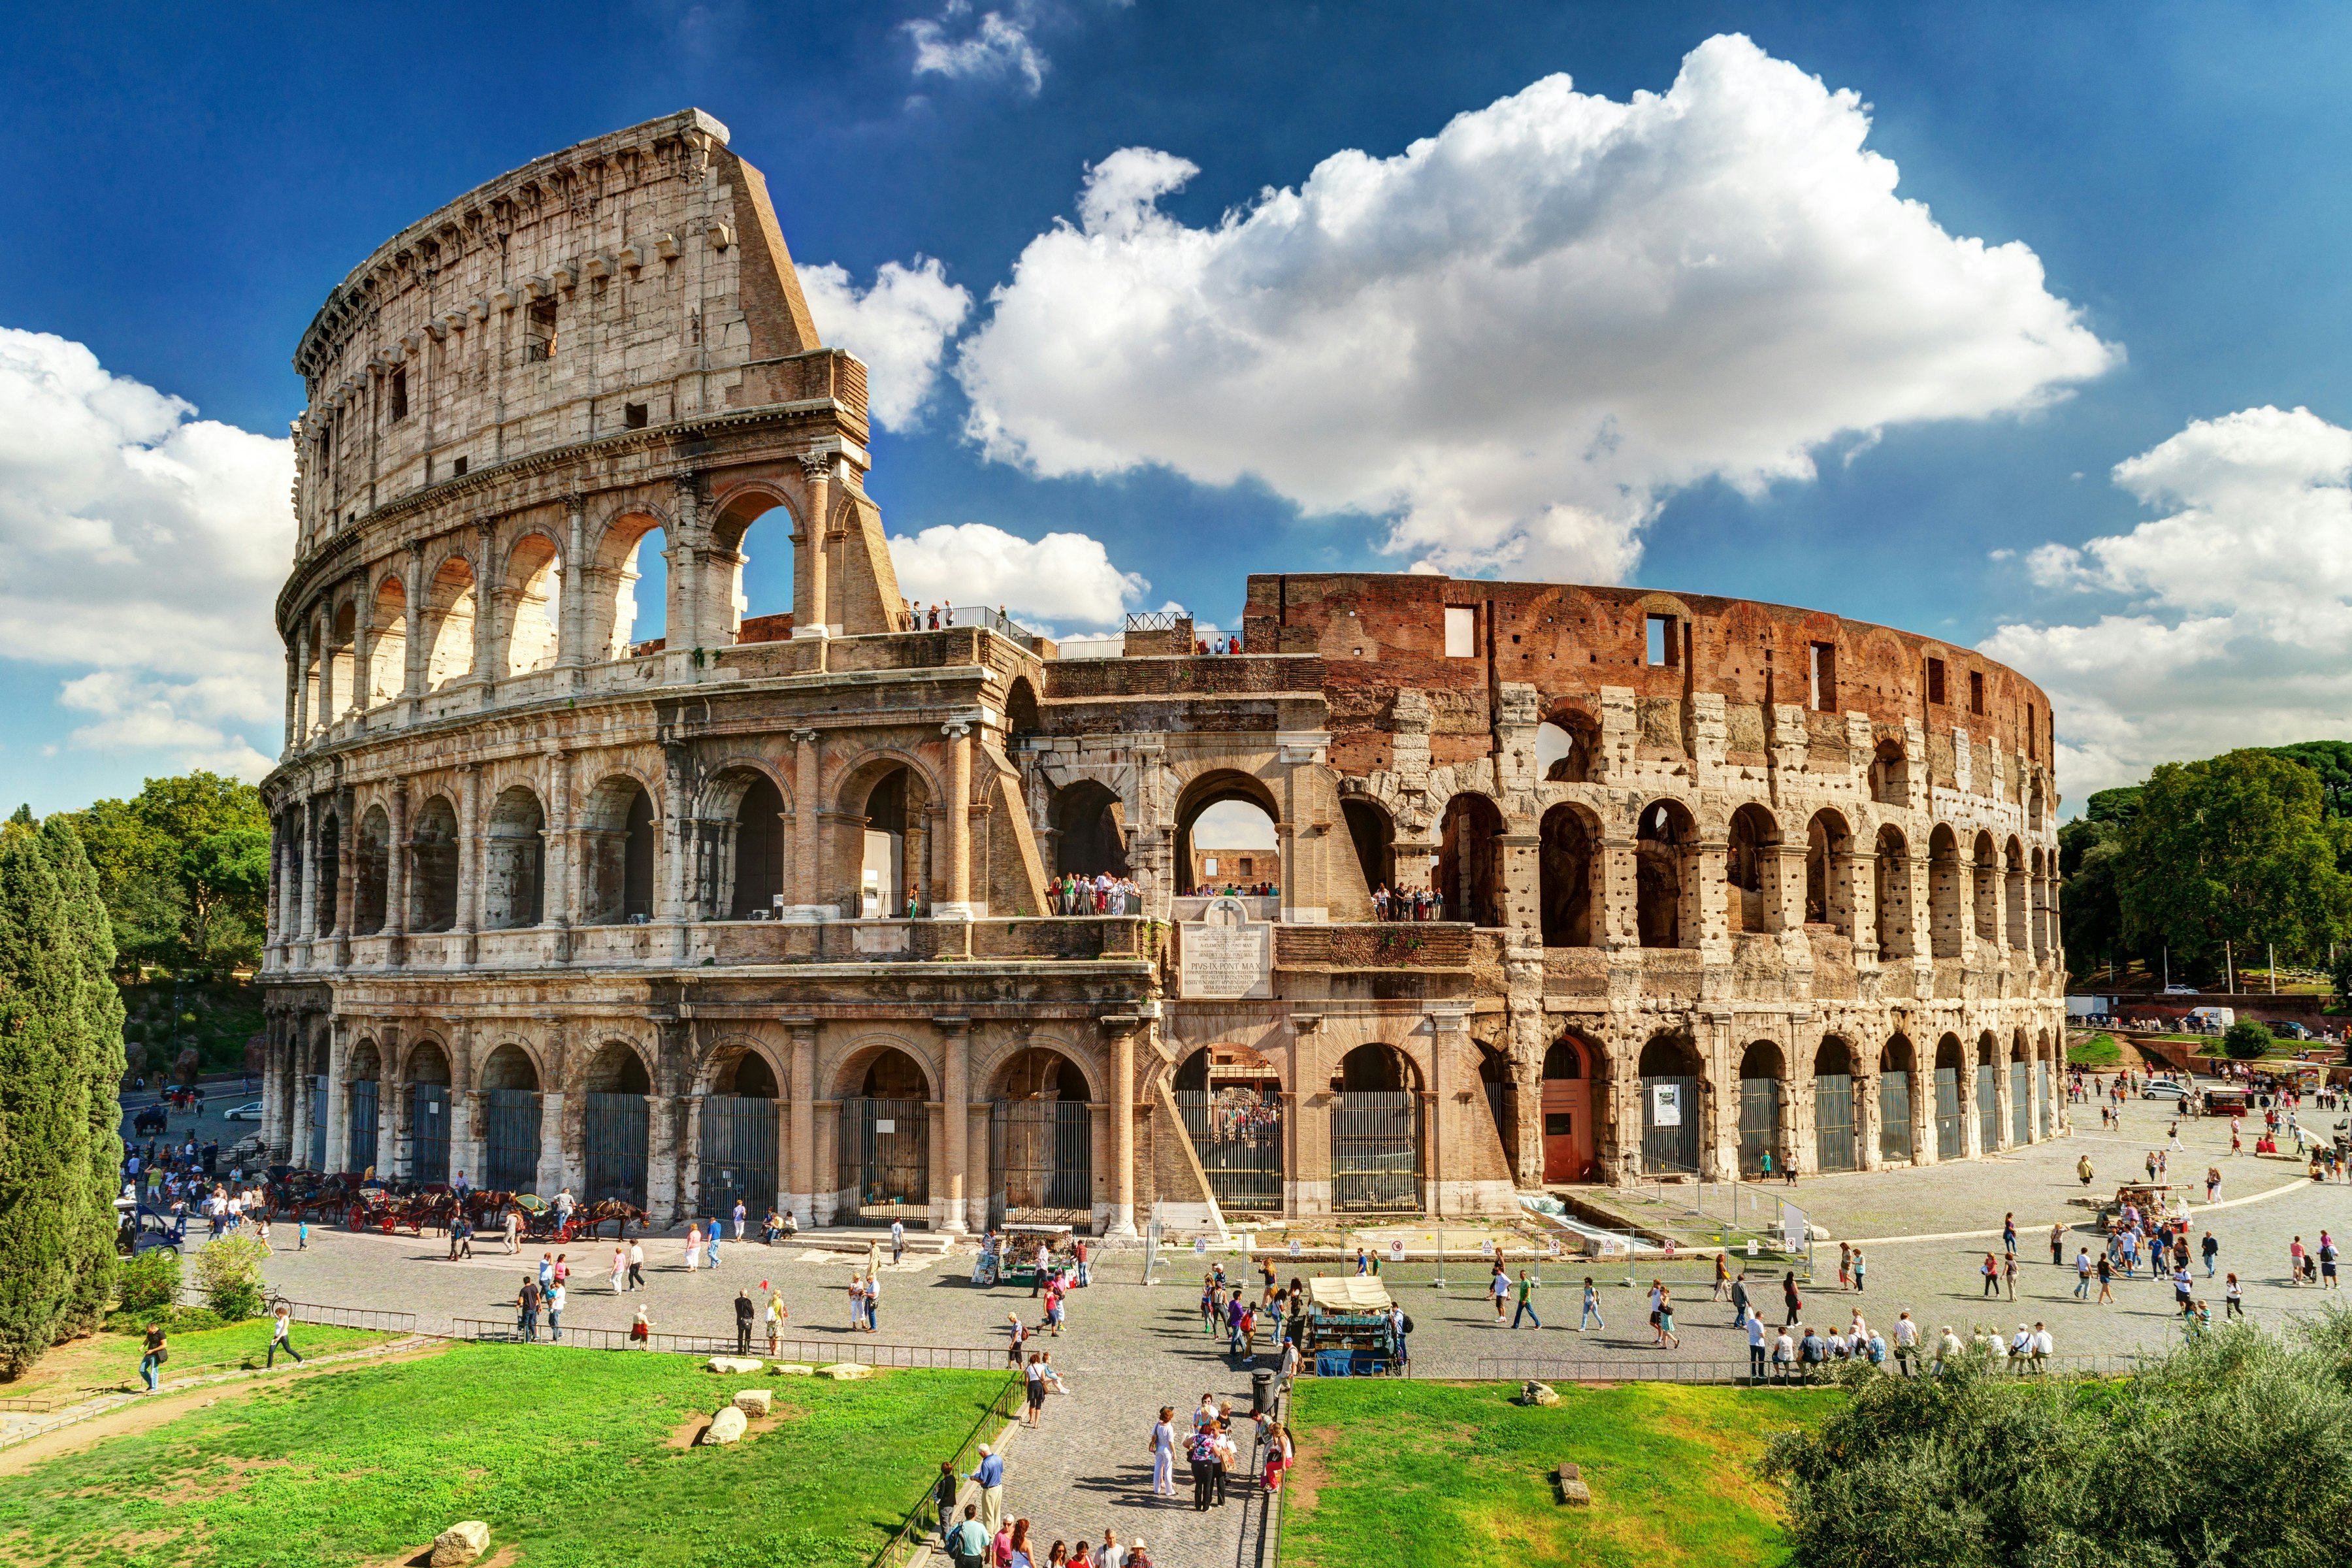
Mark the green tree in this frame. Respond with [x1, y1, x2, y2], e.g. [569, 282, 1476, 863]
[43, 818, 124, 1339]
[2057, 814, 2124, 981]
[69, 771, 267, 975]
[2271, 740, 2352, 821]
[191, 1235, 269, 1321]
[2224, 1019, 2275, 1060]
[0, 828, 90, 1375]
[2115, 749, 2351, 973]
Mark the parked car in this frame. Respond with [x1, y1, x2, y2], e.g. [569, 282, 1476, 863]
[2143, 1079, 2191, 1101]
[2164, 985, 2199, 995]
[221, 1101, 265, 1122]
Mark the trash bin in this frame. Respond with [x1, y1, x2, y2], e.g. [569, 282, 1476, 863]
[1251, 1367, 1275, 1414]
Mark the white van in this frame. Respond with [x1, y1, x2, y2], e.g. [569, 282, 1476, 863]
[2187, 1006, 2235, 1031]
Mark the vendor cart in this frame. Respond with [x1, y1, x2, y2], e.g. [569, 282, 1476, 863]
[981, 1222, 1076, 1288]
[1300, 1275, 1399, 1377]
[2202, 1087, 2251, 1116]
[2099, 1182, 2189, 1233]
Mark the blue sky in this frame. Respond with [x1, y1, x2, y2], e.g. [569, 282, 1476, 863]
[4, 1, 2351, 813]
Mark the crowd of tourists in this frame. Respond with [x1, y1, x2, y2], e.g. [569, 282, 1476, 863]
[1369, 884, 1446, 920]
[1053, 873, 1141, 915]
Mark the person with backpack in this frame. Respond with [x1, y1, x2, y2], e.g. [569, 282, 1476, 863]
[944, 1504, 990, 1567]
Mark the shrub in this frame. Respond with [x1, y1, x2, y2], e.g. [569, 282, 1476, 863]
[190, 1236, 269, 1321]
[115, 1247, 180, 1315]
[2223, 1019, 2275, 1060]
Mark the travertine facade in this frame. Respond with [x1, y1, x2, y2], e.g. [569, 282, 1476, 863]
[259, 112, 2067, 1236]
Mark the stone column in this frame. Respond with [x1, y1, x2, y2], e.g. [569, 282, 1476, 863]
[385, 781, 409, 966]
[546, 751, 574, 958]
[787, 728, 828, 921]
[1857, 1068, 1882, 1173]
[283, 644, 299, 757]
[324, 1021, 349, 1172]
[289, 1030, 315, 1169]
[334, 787, 357, 966]
[937, 1017, 970, 1234]
[455, 764, 480, 964]
[347, 569, 372, 721]
[794, 453, 832, 639]
[402, 542, 426, 713]
[557, 494, 588, 675]
[1426, 1005, 1473, 1214]
[298, 794, 320, 949]
[786, 1019, 817, 1225]
[939, 719, 977, 918]
[539, 1090, 568, 1196]
[472, 521, 498, 694]
[316, 609, 338, 730]
[293, 625, 312, 740]
[1101, 1014, 1140, 1237]
[1961, 1052, 1983, 1158]
[679, 1094, 704, 1224]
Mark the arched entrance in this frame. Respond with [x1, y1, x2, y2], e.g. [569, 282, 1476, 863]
[1341, 797, 1395, 902]
[1173, 1045, 1284, 1212]
[1976, 1032, 2000, 1152]
[2010, 1032, 2031, 1146]
[702, 1047, 779, 1222]
[348, 1041, 382, 1174]
[992, 1048, 1093, 1225]
[583, 777, 657, 924]
[1814, 1038, 1860, 1173]
[484, 786, 547, 930]
[1541, 1036, 1597, 1183]
[1737, 1041, 1784, 1177]
[1725, 804, 1778, 934]
[1051, 781, 1130, 879]
[1637, 1035, 1701, 1175]
[1934, 1034, 1965, 1160]
[355, 806, 390, 935]
[1437, 794, 1504, 926]
[839, 1049, 930, 1228]
[1636, 802, 1697, 948]
[581, 1043, 651, 1209]
[1331, 1044, 1423, 1211]
[1182, 785, 1279, 896]
[480, 1043, 544, 1194]
[409, 796, 459, 932]
[407, 1041, 452, 1185]
[1880, 1036, 1916, 1163]
[1539, 804, 1598, 947]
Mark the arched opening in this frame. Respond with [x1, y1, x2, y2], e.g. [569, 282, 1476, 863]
[314, 810, 342, 936]
[992, 1047, 1094, 1224]
[706, 492, 796, 645]
[502, 532, 563, 677]
[355, 805, 390, 936]
[406, 1041, 451, 1185]
[839, 1047, 930, 1227]
[581, 776, 657, 924]
[483, 785, 546, 930]
[1976, 1032, 2001, 1151]
[696, 767, 787, 920]
[1805, 809, 1852, 932]
[1539, 803, 1599, 947]
[1737, 1041, 1784, 1177]
[2037, 1028, 2055, 1139]
[2029, 847, 2051, 962]
[1537, 711, 1597, 783]
[1869, 739, 1909, 806]
[1438, 792, 1505, 926]
[480, 1042, 543, 1194]
[367, 576, 407, 706]
[1880, 1036, 1915, 1163]
[1341, 797, 1396, 905]
[703, 1046, 781, 1223]
[849, 765, 931, 919]
[346, 1041, 382, 1174]
[581, 1042, 651, 1209]
[2004, 838, 2029, 953]
[1814, 1037, 1859, 1173]
[1182, 785, 1280, 897]
[423, 555, 478, 689]
[1635, 799, 1697, 949]
[1637, 1034, 1701, 1175]
[1933, 1034, 1965, 1161]
[1725, 803, 1778, 934]
[327, 601, 357, 719]
[2010, 1028, 2031, 1145]
[1541, 1034, 1598, 1183]
[1972, 833, 2000, 943]
[1873, 826, 1912, 959]
[1005, 676, 1042, 736]
[595, 517, 668, 658]
[2029, 772, 2048, 832]
[408, 795, 459, 933]
[1331, 1043, 1423, 1211]
[1172, 1045, 1284, 1211]
[1927, 825, 1963, 960]
[1051, 779, 1130, 879]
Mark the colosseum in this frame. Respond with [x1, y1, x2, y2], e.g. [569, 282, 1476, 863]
[257, 109, 2069, 1237]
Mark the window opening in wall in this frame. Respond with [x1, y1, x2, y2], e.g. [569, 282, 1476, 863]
[1808, 642, 1837, 711]
[1443, 606, 1475, 659]
[625, 402, 649, 429]
[1970, 670, 1985, 715]
[1927, 657, 1946, 704]
[1645, 614, 1679, 667]
[2027, 703, 2036, 758]
[389, 367, 408, 422]
[527, 299, 558, 362]
[451, 456, 468, 478]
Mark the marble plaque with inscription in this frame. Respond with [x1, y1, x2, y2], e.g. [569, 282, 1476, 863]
[1180, 898, 1273, 999]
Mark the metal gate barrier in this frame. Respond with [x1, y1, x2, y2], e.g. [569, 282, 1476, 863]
[1880, 1070, 1913, 1162]
[2038, 1062, 2054, 1138]
[583, 1091, 649, 1207]
[485, 1088, 542, 1194]
[1935, 1066, 1963, 1160]
[1331, 1091, 1421, 1211]
[1977, 1070, 1999, 1152]
[1640, 1075, 1699, 1175]
[308, 1077, 327, 1170]
[839, 1096, 926, 1228]
[2010, 1063, 2031, 1145]
[1173, 1089, 1283, 1211]
[992, 1100, 1092, 1224]
[700, 1094, 779, 1222]
[1814, 1073, 1857, 1173]
[348, 1079, 378, 1173]
[410, 1083, 451, 1184]
[1738, 1077, 1780, 1177]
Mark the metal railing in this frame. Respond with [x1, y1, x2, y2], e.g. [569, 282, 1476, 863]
[446, 1319, 996, 1367]
[869, 1370, 1022, 1568]
[1460, 1350, 2153, 1385]
[1124, 609, 1185, 631]
[273, 1297, 419, 1334]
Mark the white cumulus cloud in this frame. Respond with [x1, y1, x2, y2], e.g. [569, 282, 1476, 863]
[887, 521, 1146, 629]
[904, 0, 1049, 96]
[955, 32, 2118, 581]
[800, 255, 973, 429]
[0, 327, 293, 779]
[1984, 405, 2352, 799]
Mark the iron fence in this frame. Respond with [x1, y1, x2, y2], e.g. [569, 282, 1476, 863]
[411, 1083, 451, 1184]
[448, 1319, 1000, 1368]
[583, 1091, 649, 1207]
[1881, 1070, 1914, 1163]
[992, 1099, 1091, 1223]
[1935, 1066, 1964, 1160]
[1175, 1088, 1284, 1211]
[349, 1080, 379, 1173]
[1462, 1351, 2154, 1385]
[484, 1088, 542, 1194]
[702, 1094, 779, 1220]
[869, 1370, 1024, 1568]
[275, 1297, 419, 1334]
[1331, 1091, 1420, 1211]
[1815, 1072, 1857, 1173]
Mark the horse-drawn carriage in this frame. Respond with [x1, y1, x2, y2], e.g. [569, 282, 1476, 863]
[502, 1193, 649, 1242]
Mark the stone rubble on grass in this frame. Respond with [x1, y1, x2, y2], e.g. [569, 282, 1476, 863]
[707, 1406, 749, 1444]
[1521, 1380, 1560, 1406]
[1555, 1463, 1592, 1507]
[734, 1388, 773, 1416]
[430, 1520, 490, 1566]
[770, 1362, 815, 1376]
[706, 1356, 764, 1374]
[820, 1362, 872, 1380]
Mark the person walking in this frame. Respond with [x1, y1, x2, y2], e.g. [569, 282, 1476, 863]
[2050, 1224, 2066, 1267]
[1746, 1311, 1767, 1382]
[765, 1287, 787, 1354]
[2096, 1249, 2114, 1303]
[849, 1273, 868, 1333]
[1022, 1352, 1047, 1428]
[2202, 1230, 2219, 1279]
[2004, 1252, 2018, 1301]
[1784, 1271, 1803, 1328]
[1490, 1263, 1511, 1324]
[706, 1219, 722, 1270]
[1578, 1277, 1603, 1333]
[1511, 1269, 1541, 1329]
[631, 1305, 653, 1347]
[866, 1271, 882, 1333]
[945, 1505, 990, 1568]
[2225, 1273, 2245, 1318]
[735, 1288, 755, 1356]
[1187, 1424, 1220, 1511]
[628, 1237, 645, 1290]
[968, 1444, 1005, 1532]
[892, 1217, 906, 1266]
[139, 1323, 169, 1392]
[1893, 1311, 1919, 1377]
[2002, 1213, 2017, 1256]
[267, 1305, 304, 1367]
[1729, 1271, 1750, 1328]
[2074, 1247, 2093, 1299]
[1980, 1252, 2001, 1298]
[612, 1245, 629, 1294]
[1837, 1243, 1852, 1291]
[517, 1275, 541, 1341]
[1852, 1249, 1867, 1292]
[732, 1198, 747, 1243]
[547, 1281, 566, 1341]
[686, 1222, 702, 1273]
[504, 1206, 520, 1255]
[1658, 1286, 1680, 1349]
[1149, 1407, 1179, 1497]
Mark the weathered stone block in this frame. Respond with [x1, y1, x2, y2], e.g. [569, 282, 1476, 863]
[707, 1405, 748, 1443]
[430, 1520, 490, 1565]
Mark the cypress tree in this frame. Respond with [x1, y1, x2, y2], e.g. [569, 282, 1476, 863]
[0, 828, 81, 1373]
[45, 819, 123, 1339]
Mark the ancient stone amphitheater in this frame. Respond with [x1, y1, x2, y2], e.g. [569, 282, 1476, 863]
[258, 110, 2068, 1234]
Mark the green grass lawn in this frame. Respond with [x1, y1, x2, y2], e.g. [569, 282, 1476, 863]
[0, 1343, 1005, 1568]
[0, 1320, 396, 1409]
[2068, 1032, 2121, 1066]
[1279, 1380, 1838, 1568]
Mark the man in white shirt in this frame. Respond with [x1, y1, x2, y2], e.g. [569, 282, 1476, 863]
[1892, 1311, 1919, 1377]
[1746, 1312, 1768, 1382]
[2031, 1322, 2054, 1372]
[1771, 1328, 1795, 1384]
[892, 1217, 906, 1266]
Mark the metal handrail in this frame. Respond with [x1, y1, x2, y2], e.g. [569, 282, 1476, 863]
[446, 1318, 996, 1367]
[869, 1370, 1022, 1568]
